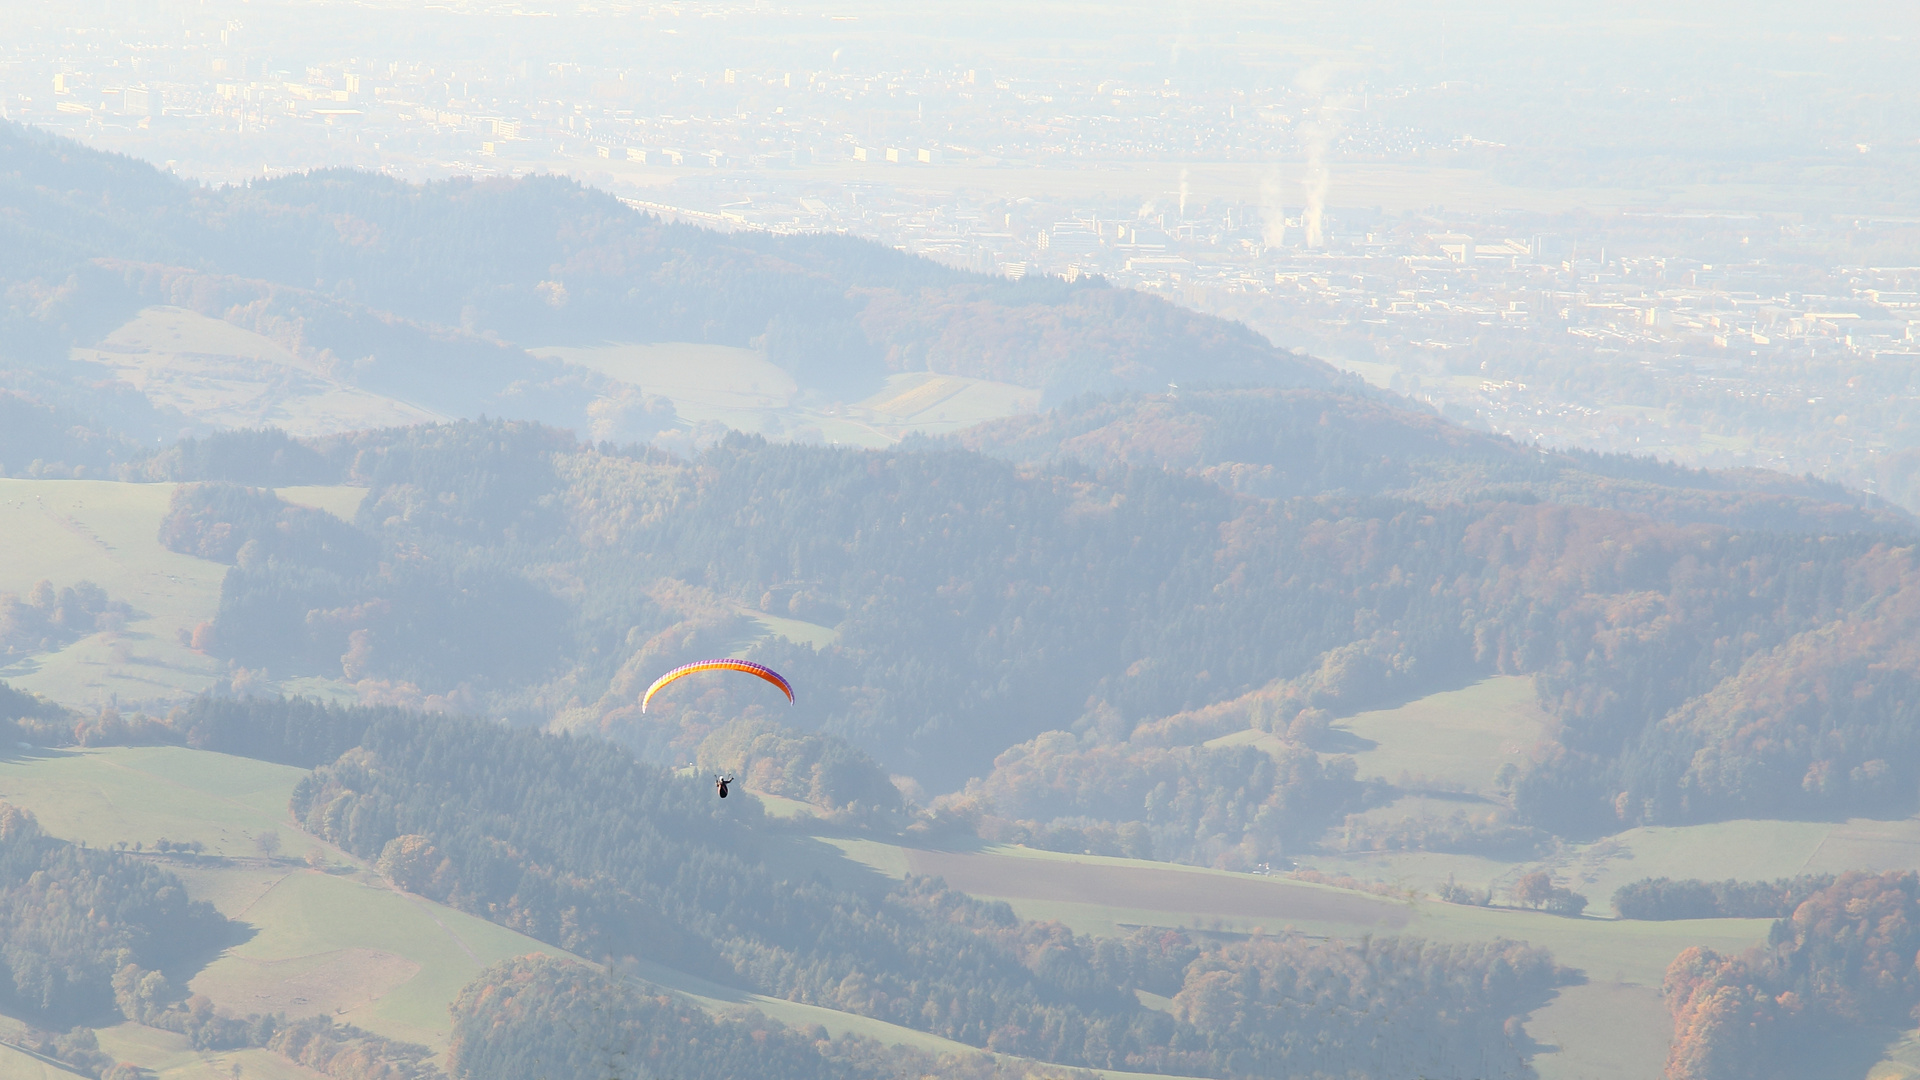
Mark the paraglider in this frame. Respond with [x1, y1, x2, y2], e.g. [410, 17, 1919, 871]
[641, 658, 794, 713]
[715, 775, 734, 798]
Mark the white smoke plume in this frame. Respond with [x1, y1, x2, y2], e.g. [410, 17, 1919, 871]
[1294, 63, 1341, 249]
[1178, 167, 1190, 218]
[1300, 118, 1331, 248]
[1259, 168, 1287, 248]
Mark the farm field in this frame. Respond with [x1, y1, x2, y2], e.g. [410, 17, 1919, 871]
[539, 341, 799, 415]
[274, 485, 368, 523]
[190, 867, 566, 1047]
[1299, 814, 1856, 918]
[94, 1024, 327, 1080]
[1872, 1030, 1920, 1080]
[849, 372, 1042, 438]
[1334, 675, 1551, 792]
[905, 843, 1413, 930]
[1524, 981, 1673, 1080]
[0, 1041, 88, 1080]
[0, 745, 319, 860]
[735, 608, 840, 653]
[829, 834, 1767, 986]
[71, 306, 442, 436]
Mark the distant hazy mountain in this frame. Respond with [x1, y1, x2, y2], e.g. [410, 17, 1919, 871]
[0, 120, 1338, 457]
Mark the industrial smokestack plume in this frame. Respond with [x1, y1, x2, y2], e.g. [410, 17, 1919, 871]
[1259, 167, 1288, 248]
[1294, 64, 1339, 249]
[1302, 123, 1329, 249]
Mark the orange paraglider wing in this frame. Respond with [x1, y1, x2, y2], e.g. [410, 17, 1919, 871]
[641, 659, 795, 712]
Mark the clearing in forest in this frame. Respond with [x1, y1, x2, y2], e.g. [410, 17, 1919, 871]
[72, 306, 442, 436]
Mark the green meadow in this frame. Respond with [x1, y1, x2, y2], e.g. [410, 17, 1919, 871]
[0, 478, 368, 709]
[1210, 675, 1548, 797]
[70, 306, 443, 437]
[0, 746, 565, 1055]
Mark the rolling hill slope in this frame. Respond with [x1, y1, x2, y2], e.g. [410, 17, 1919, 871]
[0, 720, 1735, 1080]
[0, 119, 1339, 457]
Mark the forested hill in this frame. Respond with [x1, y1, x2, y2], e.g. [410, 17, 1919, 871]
[135, 410, 1920, 853]
[958, 387, 1914, 536]
[0, 119, 1336, 417]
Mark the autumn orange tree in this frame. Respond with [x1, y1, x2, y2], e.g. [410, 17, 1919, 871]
[1662, 871, 1920, 1079]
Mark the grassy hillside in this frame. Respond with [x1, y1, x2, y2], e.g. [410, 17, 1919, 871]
[0, 742, 1226, 1080]
[73, 306, 444, 437]
[1211, 675, 1549, 795]
[0, 479, 225, 705]
[0, 1036, 90, 1080]
[0, 746, 567, 1049]
[0, 479, 368, 708]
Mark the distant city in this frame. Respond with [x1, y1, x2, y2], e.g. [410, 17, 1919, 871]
[5, 0, 1919, 495]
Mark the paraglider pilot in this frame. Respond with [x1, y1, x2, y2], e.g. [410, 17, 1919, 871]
[715, 774, 734, 798]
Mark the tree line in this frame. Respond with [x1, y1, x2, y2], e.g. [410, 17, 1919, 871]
[1613, 875, 1838, 920]
[0, 800, 230, 1028]
[1662, 871, 1920, 1080]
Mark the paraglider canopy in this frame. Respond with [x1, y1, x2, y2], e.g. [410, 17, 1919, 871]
[641, 659, 794, 713]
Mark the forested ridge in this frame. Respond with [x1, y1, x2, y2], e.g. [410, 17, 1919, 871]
[137, 403, 1920, 863]
[0, 118, 1334, 454]
[961, 387, 1907, 535]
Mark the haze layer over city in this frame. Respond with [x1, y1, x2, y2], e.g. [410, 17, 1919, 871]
[13, 0, 1920, 491]
[5, 4, 1920, 1080]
